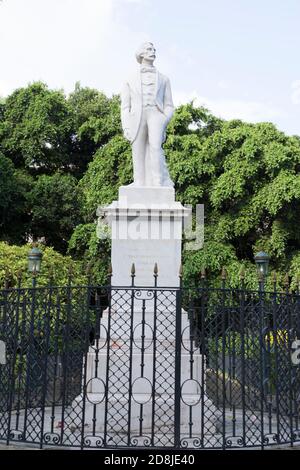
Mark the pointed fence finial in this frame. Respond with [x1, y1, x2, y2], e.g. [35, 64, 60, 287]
[179, 263, 183, 278]
[284, 273, 289, 288]
[49, 267, 54, 283]
[4, 268, 11, 288]
[16, 269, 23, 288]
[131, 263, 136, 276]
[108, 263, 113, 276]
[67, 265, 74, 286]
[68, 264, 74, 276]
[85, 262, 92, 276]
[154, 263, 158, 276]
[295, 274, 300, 293]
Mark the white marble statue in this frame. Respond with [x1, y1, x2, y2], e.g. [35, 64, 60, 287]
[121, 42, 175, 187]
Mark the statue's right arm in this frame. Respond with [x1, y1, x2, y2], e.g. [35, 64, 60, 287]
[121, 82, 132, 141]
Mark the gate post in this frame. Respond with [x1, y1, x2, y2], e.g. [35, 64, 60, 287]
[174, 277, 182, 448]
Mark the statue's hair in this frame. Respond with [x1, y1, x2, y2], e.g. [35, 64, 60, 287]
[135, 42, 154, 64]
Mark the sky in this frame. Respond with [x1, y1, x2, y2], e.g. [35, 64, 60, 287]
[0, 0, 300, 135]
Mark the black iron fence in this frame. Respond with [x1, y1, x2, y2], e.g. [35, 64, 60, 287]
[0, 271, 300, 449]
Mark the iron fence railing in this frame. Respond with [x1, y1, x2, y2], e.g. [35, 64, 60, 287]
[0, 271, 300, 449]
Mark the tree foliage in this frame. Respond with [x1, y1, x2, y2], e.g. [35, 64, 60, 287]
[1, 83, 300, 289]
[0, 152, 32, 244]
[165, 111, 300, 286]
[0, 82, 73, 171]
[79, 135, 132, 219]
[28, 172, 83, 252]
[68, 222, 110, 285]
[67, 82, 122, 177]
[0, 82, 121, 177]
[0, 242, 89, 288]
[81, 101, 300, 288]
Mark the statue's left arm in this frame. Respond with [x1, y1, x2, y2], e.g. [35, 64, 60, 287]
[163, 78, 175, 123]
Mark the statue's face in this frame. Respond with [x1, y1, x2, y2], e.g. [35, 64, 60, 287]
[142, 43, 156, 62]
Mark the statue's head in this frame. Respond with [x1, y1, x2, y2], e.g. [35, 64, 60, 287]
[135, 42, 156, 64]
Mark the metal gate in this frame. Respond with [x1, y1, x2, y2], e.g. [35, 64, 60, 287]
[1, 276, 300, 449]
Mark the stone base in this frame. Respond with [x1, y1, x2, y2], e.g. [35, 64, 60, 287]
[72, 392, 216, 435]
[69, 309, 220, 441]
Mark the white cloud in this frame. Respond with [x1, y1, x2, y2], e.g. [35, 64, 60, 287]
[167, 44, 196, 67]
[0, 0, 115, 95]
[0, 79, 11, 97]
[0, 0, 295, 136]
[173, 90, 286, 123]
[118, 0, 147, 3]
[291, 80, 300, 105]
[217, 80, 230, 90]
[0, 0, 152, 97]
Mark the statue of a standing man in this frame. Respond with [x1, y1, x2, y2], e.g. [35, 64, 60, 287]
[121, 42, 175, 187]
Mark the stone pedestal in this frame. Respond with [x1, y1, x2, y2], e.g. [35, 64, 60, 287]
[105, 185, 189, 286]
[69, 186, 219, 447]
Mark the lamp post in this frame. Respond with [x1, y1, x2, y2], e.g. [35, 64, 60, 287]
[254, 251, 270, 398]
[28, 245, 43, 287]
[254, 251, 270, 291]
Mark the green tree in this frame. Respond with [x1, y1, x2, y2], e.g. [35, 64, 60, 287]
[165, 108, 300, 287]
[28, 172, 82, 252]
[79, 135, 132, 220]
[67, 83, 122, 177]
[2, 81, 300, 291]
[0, 152, 18, 228]
[0, 241, 90, 288]
[0, 153, 32, 244]
[0, 97, 5, 122]
[0, 82, 73, 172]
[68, 222, 110, 285]
[79, 102, 300, 289]
[72, 135, 131, 276]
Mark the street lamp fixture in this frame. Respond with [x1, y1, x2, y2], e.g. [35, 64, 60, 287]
[254, 251, 270, 279]
[28, 245, 43, 275]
